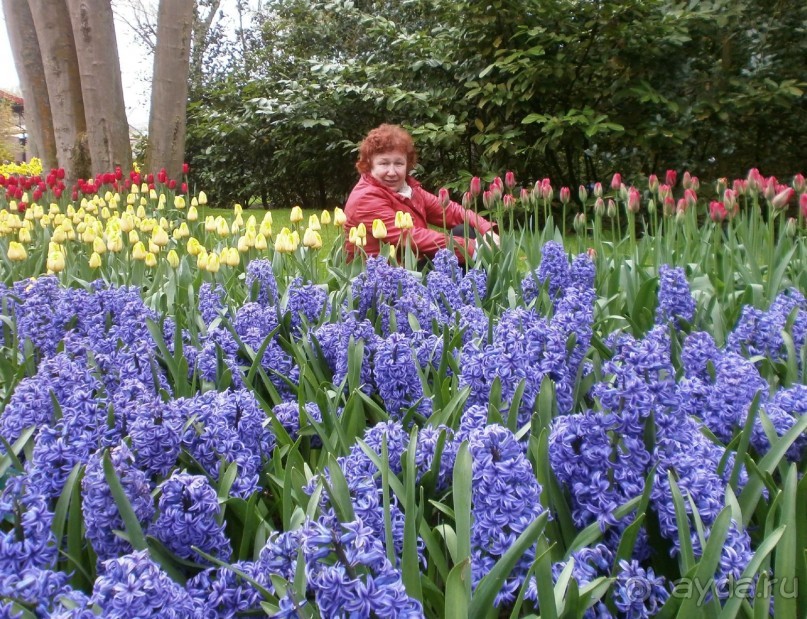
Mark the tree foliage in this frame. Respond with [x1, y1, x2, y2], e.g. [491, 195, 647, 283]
[185, 0, 807, 208]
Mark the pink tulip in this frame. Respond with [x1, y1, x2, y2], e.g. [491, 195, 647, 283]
[503, 194, 516, 209]
[709, 200, 727, 222]
[682, 171, 692, 189]
[560, 187, 571, 204]
[593, 182, 603, 198]
[504, 171, 516, 189]
[438, 187, 450, 208]
[610, 173, 622, 192]
[800, 193, 807, 219]
[665, 169, 677, 188]
[578, 184, 588, 204]
[648, 174, 659, 193]
[663, 196, 675, 216]
[470, 176, 482, 197]
[793, 174, 806, 194]
[771, 187, 795, 210]
[684, 188, 698, 210]
[627, 187, 641, 213]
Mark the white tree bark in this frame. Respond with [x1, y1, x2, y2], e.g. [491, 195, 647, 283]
[28, 0, 88, 180]
[146, 0, 193, 179]
[2, 0, 58, 168]
[67, 0, 132, 175]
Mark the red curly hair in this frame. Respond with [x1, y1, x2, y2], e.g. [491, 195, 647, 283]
[356, 124, 418, 174]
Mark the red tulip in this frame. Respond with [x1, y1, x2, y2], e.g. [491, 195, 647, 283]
[182, 162, 190, 175]
[800, 193, 807, 219]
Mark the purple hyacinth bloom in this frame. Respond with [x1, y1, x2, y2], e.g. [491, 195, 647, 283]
[612, 559, 669, 618]
[374, 332, 432, 420]
[82, 444, 155, 563]
[467, 424, 544, 607]
[152, 472, 232, 564]
[272, 400, 323, 445]
[296, 518, 424, 618]
[0, 476, 57, 572]
[681, 331, 721, 381]
[315, 313, 379, 394]
[656, 264, 696, 326]
[245, 258, 280, 306]
[91, 549, 199, 617]
[186, 560, 269, 617]
[0, 565, 79, 617]
[521, 241, 570, 303]
[199, 281, 227, 326]
[285, 277, 330, 333]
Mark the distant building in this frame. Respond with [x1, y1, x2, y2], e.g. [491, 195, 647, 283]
[0, 89, 26, 163]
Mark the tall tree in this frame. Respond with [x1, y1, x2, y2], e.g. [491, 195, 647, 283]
[28, 0, 88, 180]
[66, 0, 132, 175]
[145, 0, 194, 178]
[2, 0, 58, 168]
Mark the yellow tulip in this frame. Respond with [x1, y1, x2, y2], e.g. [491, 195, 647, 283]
[129, 230, 140, 244]
[191, 196, 198, 207]
[290, 206, 303, 223]
[139, 197, 148, 207]
[198, 191, 208, 205]
[197, 251, 209, 270]
[234, 203, 243, 216]
[320, 210, 332, 225]
[82, 228, 96, 244]
[49, 241, 61, 254]
[136, 205, 146, 218]
[303, 227, 323, 249]
[120, 213, 135, 233]
[204, 216, 217, 232]
[187, 237, 202, 256]
[259, 221, 272, 238]
[372, 218, 387, 240]
[333, 207, 346, 226]
[223, 247, 240, 267]
[308, 214, 321, 231]
[255, 233, 268, 250]
[174, 196, 186, 209]
[52, 228, 67, 244]
[206, 252, 220, 273]
[7, 241, 27, 261]
[132, 241, 148, 261]
[274, 229, 293, 253]
[149, 189, 158, 201]
[149, 241, 160, 255]
[237, 235, 251, 253]
[93, 236, 107, 254]
[107, 234, 123, 252]
[262, 212, 273, 226]
[216, 216, 230, 236]
[166, 249, 180, 269]
[354, 235, 367, 248]
[348, 226, 357, 244]
[290, 230, 300, 248]
[140, 183, 149, 194]
[18, 227, 31, 243]
[187, 205, 199, 222]
[101, 207, 111, 220]
[145, 252, 158, 267]
[152, 226, 170, 247]
[356, 222, 367, 239]
[47, 250, 65, 272]
[131, 184, 139, 195]
[89, 252, 102, 269]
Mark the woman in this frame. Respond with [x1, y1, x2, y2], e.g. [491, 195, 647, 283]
[343, 124, 498, 264]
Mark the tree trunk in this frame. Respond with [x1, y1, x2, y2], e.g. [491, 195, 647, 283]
[146, 0, 193, 180]
[67, 0, 132, 175]
[28, 0, 89, 181]
[2, 0, 58, 169]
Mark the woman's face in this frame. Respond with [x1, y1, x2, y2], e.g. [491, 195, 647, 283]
[369, 150, 408, 191]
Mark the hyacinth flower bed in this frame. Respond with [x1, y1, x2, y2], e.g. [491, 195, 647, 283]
[0, 166, 806, 618]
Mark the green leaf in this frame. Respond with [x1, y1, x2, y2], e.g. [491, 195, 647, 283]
[103, 450, 147, 550]
[773, 464, 798, 618]
[445, 559, 472, 619]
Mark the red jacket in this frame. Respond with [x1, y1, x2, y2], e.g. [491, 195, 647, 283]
[343, 174, 493, 263]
